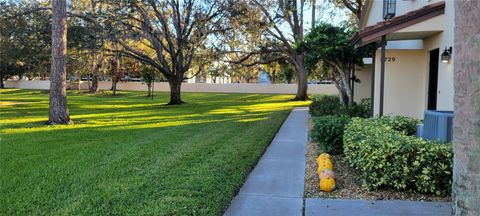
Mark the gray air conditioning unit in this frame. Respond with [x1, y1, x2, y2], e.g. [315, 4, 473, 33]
[416, 110, 454, 142]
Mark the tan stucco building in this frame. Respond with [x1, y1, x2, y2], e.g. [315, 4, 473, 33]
[352, 0, 454, 119]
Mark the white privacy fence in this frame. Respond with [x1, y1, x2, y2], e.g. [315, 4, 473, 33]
[4, 80, 51, 90]
[4, 80, 339, 95]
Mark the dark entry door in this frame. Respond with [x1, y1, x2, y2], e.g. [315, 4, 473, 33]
[428, 48, 439, 110]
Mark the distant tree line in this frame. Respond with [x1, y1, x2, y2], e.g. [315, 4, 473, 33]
[1, 0, 369, 122]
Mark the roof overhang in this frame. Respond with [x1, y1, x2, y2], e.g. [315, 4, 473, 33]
[352, 1, 445, 47]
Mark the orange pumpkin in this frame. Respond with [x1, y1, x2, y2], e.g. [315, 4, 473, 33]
[316, 154, 331, 163]
[319, 177, 336, 192]
[318, 169, 335, 180]
[317, 157, 332, 164]
[316, 157, 330, 165]
[317, 164, 333, 174]
[319, 153, 332, 160]
[317, 160, 333, 171]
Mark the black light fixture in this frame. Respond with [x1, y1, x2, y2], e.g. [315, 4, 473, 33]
[351, 75, 361, 83]
[383, 0, 396, 20]
[441, 46, 453, 63]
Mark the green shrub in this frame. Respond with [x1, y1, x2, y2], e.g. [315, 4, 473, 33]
[376, 115, 420, 135]
[309, 97, 372, 155]
[342, 98, 371, 118]
[310, 95, 373, 118]
[309, 95, 342, 117]
[344, 117, 452, 195]
[310, 115, 351, 155]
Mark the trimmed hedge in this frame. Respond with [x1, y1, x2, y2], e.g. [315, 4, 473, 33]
[344, 98, 371, 118]
[309, 95, 371, 118]
[344, 117, 452, 195]
[310, 95, 342, 117]
[375, 115, 420, 136]
[309, 95, 372, 154]
[310, 115, 351, 155]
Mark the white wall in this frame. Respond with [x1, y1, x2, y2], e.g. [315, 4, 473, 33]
[354, 65, 372, 103]
[187, 75, 231, 84]
[374, 50, 428, 119]
[4, 80, 339, 95]
[4, 80, 51, 90]
[386, 40, 424, 50]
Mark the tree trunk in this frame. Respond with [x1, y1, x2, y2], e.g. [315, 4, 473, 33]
[331, 64, 354, 106]
[112, 80, 117, 96]
[333, 77, 350, 106]
[90, 72, 99, 93]
[87, 74, 91, 90]
[311, 0, 316, 29]
[272, 69, 276, 84]
[89, 54, 103, 93]
[0, 75, 4, 89]
[147, 82, 152, 97]
[452, 1, 480, 215]
[340, 88, 349, 106]
[47, 0, 70, 125]
[342, 70, 354, 106]
[293, 54, 308, 100]
[341, 91, 349, 105]
[76, 72, 81, 90]
[167, 78, 183, 105]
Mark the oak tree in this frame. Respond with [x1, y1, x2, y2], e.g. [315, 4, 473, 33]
[106, 0, 225, 104]
[224, 0, 309, 100]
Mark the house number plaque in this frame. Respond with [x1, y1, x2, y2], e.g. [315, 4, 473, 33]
[384, 57, 396, 62]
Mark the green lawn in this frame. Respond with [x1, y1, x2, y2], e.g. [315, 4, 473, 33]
[0, 89, 309, 215]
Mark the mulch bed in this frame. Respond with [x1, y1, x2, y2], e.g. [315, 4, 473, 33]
[305, 117, 451, 202]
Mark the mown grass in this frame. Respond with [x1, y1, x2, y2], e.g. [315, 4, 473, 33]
[0, 89, 309, 215]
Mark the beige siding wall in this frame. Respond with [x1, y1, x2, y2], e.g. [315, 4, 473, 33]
[373, 50, 428, 119]
[422, 0, 455, 111]
[367, 0, 455, 118]
[4, 80, 339, 95]
[365, 0, 444, 27]
[353, 65, 372, 103]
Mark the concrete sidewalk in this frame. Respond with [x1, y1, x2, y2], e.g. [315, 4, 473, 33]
[305, 199, 451, 216]
[224, 107, 309, 216]
[224, 107, 451, 216]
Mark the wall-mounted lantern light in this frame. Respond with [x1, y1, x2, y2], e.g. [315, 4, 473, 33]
[441, 46, 453, 63]
[383, 0, 396, 20]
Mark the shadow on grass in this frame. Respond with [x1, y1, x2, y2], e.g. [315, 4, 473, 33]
[1, 116, 281, 215]
[0, 90, 310, 215]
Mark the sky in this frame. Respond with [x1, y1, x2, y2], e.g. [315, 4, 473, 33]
[303, 0, 351, 31]
[276, 0, 351, 38]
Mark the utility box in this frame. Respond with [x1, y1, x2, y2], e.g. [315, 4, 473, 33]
[417, 110, 454, 142]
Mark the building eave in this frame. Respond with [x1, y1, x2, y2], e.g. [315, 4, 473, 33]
[352, 1, 445, 47]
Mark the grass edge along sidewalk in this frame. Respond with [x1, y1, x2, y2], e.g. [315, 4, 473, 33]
[0, 89, 309, 215]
